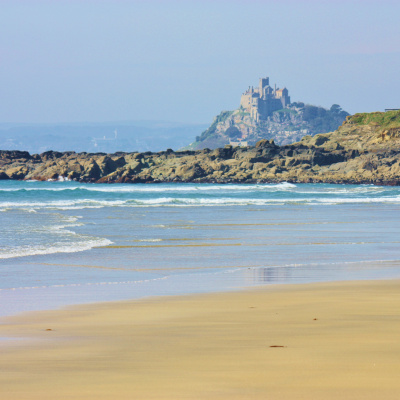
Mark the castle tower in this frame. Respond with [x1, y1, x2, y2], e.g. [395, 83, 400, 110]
[240, 75, 290, 117]
[259, 77, 269, 95]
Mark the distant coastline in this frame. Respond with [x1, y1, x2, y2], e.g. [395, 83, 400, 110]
[1, 111, 400, 185]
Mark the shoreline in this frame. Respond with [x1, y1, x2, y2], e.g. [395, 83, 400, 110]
[2, 259, 400, 320]
[2, 279, 400, 399]
[4, 178, 400, 186]
[3, 109, 400, 186]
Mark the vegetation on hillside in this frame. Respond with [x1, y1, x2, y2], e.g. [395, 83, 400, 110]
[195, 111, 233, 142]
[225, 126, 241, 139]
[291, 103, 349, 134]
[191, 103, 350, 150]
[349, 110, 400, 129]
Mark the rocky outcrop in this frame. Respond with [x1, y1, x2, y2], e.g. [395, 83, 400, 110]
[1, 111, 400, 185]
[187, 103, 349, 150]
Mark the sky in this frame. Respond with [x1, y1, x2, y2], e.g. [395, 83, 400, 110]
[0, 0, 399, 124]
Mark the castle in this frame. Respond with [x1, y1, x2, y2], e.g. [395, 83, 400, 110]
[240, 77, 291, 122]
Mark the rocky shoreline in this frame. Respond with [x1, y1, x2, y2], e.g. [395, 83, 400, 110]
[1, 112, 400, 185]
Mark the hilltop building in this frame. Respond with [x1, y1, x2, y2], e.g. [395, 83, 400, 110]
[240, 77, 290, 122]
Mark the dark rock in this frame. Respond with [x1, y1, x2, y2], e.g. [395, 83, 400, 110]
[0, 150, 31, 160]
[255, 139, 278, 149]
[40, 151, 63, 161]
[312, 151, 346, 166]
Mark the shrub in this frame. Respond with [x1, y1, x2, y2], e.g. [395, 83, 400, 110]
[225, 126, 241, 139]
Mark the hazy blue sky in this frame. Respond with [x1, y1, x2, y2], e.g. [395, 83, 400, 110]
[1, 0, 399, 124]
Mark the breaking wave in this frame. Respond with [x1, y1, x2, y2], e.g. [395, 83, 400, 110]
[2, 196, 400, 210]
[0, 210, 113, 260]
[2, 180, 400, 212]
[0, 237, 112, 260]
[0, 182, 296, 193]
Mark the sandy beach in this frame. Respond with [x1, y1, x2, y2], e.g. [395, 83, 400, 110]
[1, 279, 400, 399]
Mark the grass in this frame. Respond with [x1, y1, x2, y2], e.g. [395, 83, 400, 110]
[349, 110, 400, 129]
[235, 110, 250, 117]
[215, 110, 234, 124]
[198, 110, 234, 141]
[274, 108, 298, 115]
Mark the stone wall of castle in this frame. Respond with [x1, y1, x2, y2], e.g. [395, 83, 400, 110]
[240, 77, 291, 122]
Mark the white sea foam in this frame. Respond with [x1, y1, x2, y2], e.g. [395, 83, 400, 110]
[315, 196, 400, 204]
[72, 182, 298, 193]
[130, 196, 400, 206]
[0, 199, 127, 209]
[0, 237, 112, 260]
[2, 195, 400, 210]
[135, 238, 163, 242]
[0, 276, 168, 292]
[296, 185, 387, 195]
[0, 210, 110, 260]
[1, 181, 400, 211]
[57, 176, 72, 182]
[47, 176, 72, 182]
[0, 182, 297, 193]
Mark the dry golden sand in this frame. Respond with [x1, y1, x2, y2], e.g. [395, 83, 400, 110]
[1, 280, 400, 399]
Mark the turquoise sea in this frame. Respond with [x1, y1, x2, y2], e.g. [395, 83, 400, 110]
[1, 180, 400, 317]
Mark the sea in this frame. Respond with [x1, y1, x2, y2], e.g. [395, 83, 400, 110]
[2, 180, 400, 318]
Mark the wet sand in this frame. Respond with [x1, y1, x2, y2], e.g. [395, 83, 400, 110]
[1, 279, 400, 399]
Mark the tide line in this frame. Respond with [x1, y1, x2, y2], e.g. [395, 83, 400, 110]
[0, 276, 169, 292]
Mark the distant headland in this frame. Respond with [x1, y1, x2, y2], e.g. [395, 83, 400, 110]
[186, 75, 349, 150]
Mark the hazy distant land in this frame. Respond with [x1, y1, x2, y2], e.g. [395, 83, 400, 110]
[0, 121, 208, 154]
